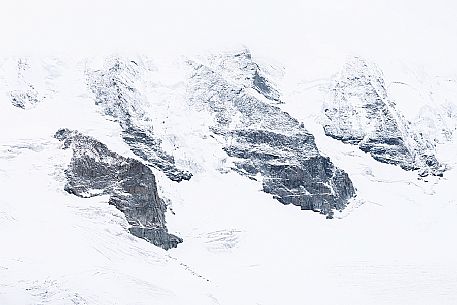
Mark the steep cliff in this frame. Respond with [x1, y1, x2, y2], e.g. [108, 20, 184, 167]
[55, 128, 182, 250]
[86, 58, 192, 182]
[187, 52, 355, 217]
[323, 57, 444, 176]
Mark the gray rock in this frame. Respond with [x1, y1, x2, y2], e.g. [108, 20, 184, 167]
[122, 125, 192, 182]
[86, 58, 192, 182]
[323, 57, 444, 177]
[55, 128, 182, 250]
[187, 58, 355, 217]
[207, 48, 281, 102]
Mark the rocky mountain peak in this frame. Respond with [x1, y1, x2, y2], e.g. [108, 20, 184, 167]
[323, 57, 445, 177]
[55, 128, 182, 250]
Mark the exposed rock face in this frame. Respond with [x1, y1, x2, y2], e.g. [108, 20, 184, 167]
[187, 55, 355, 217]
[205, 49, 281, 102]
[323, 57, 444, 177]
[86, 58, 192, 182]
[55, 128, 182, 250]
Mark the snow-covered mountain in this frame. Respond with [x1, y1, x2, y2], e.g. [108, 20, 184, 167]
[322, 57, 445, 176]
[186, 50, 355, 216]
[1, 46, 457, 305]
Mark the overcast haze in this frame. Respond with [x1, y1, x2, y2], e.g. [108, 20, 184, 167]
[2, 0, 457, 70]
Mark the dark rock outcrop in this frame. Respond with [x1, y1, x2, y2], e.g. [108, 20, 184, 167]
[323, 57, 444, 176]
[187, 56, 355, 217]
[86, 58, 192, 182]
[55, 128, 182, 250]
[122, 125, 192, 182]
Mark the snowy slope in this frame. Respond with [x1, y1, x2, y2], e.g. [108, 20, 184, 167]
[1, 32, 457, 305]
[1, 51, 457, 305]
[3, 0, 457, 304]
[0, 59, 219, 305]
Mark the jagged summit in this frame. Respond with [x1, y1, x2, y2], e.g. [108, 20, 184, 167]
[323, 57, 445, 177]
[203, 48, 282, 103]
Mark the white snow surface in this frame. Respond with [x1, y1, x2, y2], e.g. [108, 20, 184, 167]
[1, 1, 457, 304]
[1, 51, 457, 305]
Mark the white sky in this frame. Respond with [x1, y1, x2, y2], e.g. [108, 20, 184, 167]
[1, 0, 457, 71]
